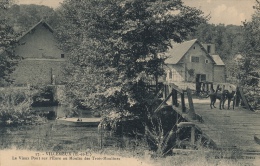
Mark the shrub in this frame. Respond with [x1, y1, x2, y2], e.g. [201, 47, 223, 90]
[0, 87, 46, 126]
[31, 85, 58, 107]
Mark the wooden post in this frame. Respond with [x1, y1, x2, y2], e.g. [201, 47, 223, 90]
[181, 93, 186, 112]
[50, 68, 53, 84]
[100, 124, 103, 149]
[198, 134, 202, 146]
[165, 84, 169, 97]
[176, 112, 179, 125]
[154, 92, 172, 113]
[186, 88, 196, 120]
[238, 86, 253, 111]
[163, 84, 167, 99]
[191, 126, 195, 146]
[172, 89, 178, 107]
[177, 122, 196, 148]
[235, 87, 240, 107]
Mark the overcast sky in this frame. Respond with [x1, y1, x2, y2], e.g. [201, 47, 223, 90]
[17, 0, 256, 25]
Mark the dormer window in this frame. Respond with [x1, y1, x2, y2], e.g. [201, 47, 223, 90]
[61, 54, 65, 58]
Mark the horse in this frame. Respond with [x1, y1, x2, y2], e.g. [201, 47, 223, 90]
[222, 85, 237, 110]
[209, 87, 227, 110]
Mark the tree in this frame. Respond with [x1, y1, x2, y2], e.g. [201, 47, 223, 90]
[239, 0, 260, 85]
[4, 4, 57, 32]
[236, 0, 260, 110]
[56, 0, 206, 126]
[189, 23, 244, 61]
[0, 0, 19, 84]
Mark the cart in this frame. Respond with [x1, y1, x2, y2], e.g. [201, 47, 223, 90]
[196, 81, 214, 98]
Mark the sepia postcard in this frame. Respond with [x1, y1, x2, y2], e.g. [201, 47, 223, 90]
[1, 0, 260, 166]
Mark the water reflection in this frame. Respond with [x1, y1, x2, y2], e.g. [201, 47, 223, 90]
[32, 106, 95, 119]
[0, 106, 140, 151]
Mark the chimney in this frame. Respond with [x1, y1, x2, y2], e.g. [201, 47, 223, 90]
[202, 44, 215, 55]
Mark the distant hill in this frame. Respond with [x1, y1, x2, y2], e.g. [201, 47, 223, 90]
[6, 4, 57, 33]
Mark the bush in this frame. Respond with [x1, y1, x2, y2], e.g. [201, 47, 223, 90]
[144, 107, 178, 157]
[31, 85, 58, 107]
[0, 87, 47, 126]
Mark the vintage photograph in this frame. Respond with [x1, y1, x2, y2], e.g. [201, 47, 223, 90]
[0, 0, 260, 165]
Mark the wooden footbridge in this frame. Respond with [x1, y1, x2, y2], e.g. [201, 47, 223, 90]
[155, 82, 260, 153]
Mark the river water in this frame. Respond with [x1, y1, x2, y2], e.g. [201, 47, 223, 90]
[32, 106, 95, 118]
[0, 106, 141, 152]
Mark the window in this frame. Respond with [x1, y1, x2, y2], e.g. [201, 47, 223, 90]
[191, 56, 199, 63]
[61, 54, 65, 58]
[207, 45, 211, 53]
[201, 74, 206, 81]
[205, 59, 209, 63]
[193, 46, 195, 49]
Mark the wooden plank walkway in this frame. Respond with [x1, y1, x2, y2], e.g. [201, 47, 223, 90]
[172, 97, 260, 152]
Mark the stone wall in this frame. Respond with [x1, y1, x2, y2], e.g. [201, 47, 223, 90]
[11, 59, 65, 86]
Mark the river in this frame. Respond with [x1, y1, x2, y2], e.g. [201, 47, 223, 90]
[0, 106, 140, 152]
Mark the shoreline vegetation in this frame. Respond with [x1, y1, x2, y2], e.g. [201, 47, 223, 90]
[0, 86, 59, 126]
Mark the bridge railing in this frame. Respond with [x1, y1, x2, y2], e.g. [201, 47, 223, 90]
[155, 82, 200, 121]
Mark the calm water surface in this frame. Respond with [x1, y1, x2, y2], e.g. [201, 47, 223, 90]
[0, 106, 135, 151]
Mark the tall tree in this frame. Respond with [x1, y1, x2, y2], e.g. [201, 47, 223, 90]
[189, 23, 244, 60]
[239, 0, 260, 85]
[4, 4, 57, 32]
[236, 0, 260, 110]
[0, 0, 19, 84]
[57, 0, 206, 121]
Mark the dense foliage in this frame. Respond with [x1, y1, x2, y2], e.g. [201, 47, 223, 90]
[0, 87, 47, 126]
[0, 0, 20, 84]
[189, 23, 244, 61]
[236, 0, 260, 110]
[3, 4, 57, 32]
[55, 0, 206, 123]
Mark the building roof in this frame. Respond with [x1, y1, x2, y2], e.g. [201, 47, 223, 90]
[211, 54, 225, 66]
[0, 20, 55, 56]
[164, 39, 197, 64]
[164, 39, 216, 65]
[16, 20, 54, 41]
[234, 54, 243, 61]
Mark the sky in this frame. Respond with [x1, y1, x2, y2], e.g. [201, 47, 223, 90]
[17, 0, 257, 25]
